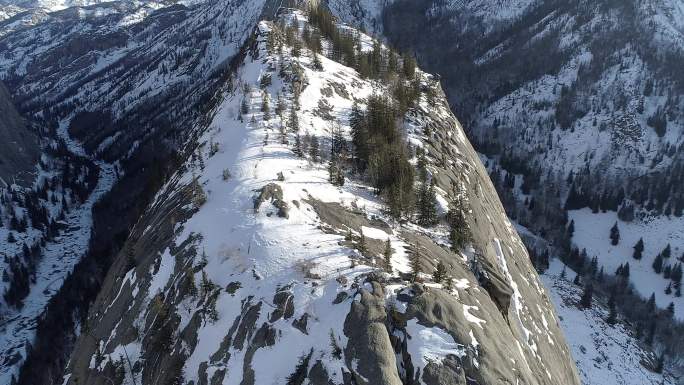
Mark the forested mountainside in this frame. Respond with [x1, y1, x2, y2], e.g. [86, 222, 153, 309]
[0, 1, 581, 384]
[0, 0, 269, 382]
[0, 80, 38, 187]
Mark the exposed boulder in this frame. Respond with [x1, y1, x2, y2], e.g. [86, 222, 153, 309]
[343, 282, 403, 385]
[254, 183, 289, 218]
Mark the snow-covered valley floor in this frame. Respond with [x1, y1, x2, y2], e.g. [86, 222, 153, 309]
[541, 259, 675, 385]
[569, 209, 684, 320]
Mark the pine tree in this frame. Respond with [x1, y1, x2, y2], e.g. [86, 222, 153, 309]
[589, 256, 598, 277]
[186, 268, 198, 298]
[357, 229, 367, 255]
[312, 52, 323, 71]
[662, 243, 672, 259]
[653, 253, 664, 274]
[671, 263, 682, 284]
[447, 192, 470, 252]
[416, 180, 438, 227]
[633, 238, 644, 260]
[645, 320, 656, 346]
[409, 252, 421, 282]
[275, 93, 285, 118]
[292, 38, 302, 57]
[647, 293, 656, 313]
[667, 302, 675, 317]
[309, 135, 319, 162]
[383, 239, 393, 274]
[433, 260, 447, 283]
[329, 330, 342, 359]
[357, 54, 371, 78]
[444, 276, 453, 291]
[288, 104, 299, 132]
[349, 102, 368, 169]
[402, 52, 416, 79]
[328, 159, 344, 186]
[573, 272, 581, 285]
[294, 132, 303, 157]
[416, 149, 428, 182]
[622, 262, 631, 279]
[261, 92, 271, 120]
[607, 291, 617, 324]
[580, 284, 593, 308]
[201, 270, 215, 297]
[327, 122, 346, 186]
[567, 219, 575, 238]
[610, 222, 620, 245]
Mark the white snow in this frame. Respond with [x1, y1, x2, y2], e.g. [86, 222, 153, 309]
[462, 304, 486, 328]
[360, 225, 390, 240]
[569, 208, 684, 320]
[147, 248, 175, 296]
[405, 318, 465, 366]
[542, 259, 675, 385]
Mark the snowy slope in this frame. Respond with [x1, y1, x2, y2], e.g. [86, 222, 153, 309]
[61, 8, 579, 385]
[0, 0, 182, 13]
[542, 259, 675, 385]
[0, 4, 24, 20]
[569, 209, 684, 320]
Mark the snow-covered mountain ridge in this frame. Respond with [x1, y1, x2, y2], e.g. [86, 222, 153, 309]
[326, 1, 684, 383]
[59, 7, 579, 385]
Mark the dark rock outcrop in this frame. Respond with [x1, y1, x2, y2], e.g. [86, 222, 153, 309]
[254, 183, 289, 218]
